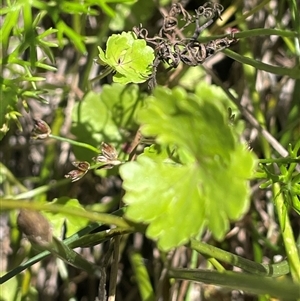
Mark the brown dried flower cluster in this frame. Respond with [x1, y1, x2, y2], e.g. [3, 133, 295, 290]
[133, 2, 237, 88]
[65, 142, 122, 182]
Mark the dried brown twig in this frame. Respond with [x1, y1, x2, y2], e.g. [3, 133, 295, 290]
[133, 2, 237, 89]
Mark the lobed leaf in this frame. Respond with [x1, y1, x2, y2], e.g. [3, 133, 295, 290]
[71, 83, 142, 159]
[120, 85, 256, 250]
[138, 86, 235, 165]
[98, 32, 154, 84]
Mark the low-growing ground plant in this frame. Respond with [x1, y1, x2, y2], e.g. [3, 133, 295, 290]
[1, 0, 299, 300]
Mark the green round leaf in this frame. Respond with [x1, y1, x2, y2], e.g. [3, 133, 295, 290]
[98, 32, 154, 84]
[120, 85, 257, 250]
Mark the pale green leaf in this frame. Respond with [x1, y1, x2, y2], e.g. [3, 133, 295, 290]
[120, 85, 256, 250]
[121, 156, 206, 250]
[71, 83, 142, 159]
[44, 197, 89, 238]
[138, 86, 235, 165]
[98, 32, 154, 84]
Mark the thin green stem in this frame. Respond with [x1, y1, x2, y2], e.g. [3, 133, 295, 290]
[207, 258, 225, 272]
[224, 0, 271, 29]
[0, 199, 131, 229]
[108, 236, 120, 301]
[189, 239, 290, 277]
[90, 66, 114, 83]
[168, 268, 299, 300]
[129, 251, 155, 301]
[49, 134, 99, 153]
[273, 184, 300, 282]
[287, 0, 300, 58]
[7, 179, 69, 200]
[0, 162, 28, 193]
[48, 237, 101, 277]
[69, 227, 133, 249]
[232, 28, 298, 38]
[199, 29, 298, 43]
[258, 158, 300, 164]
[81, 15, 111, 90]
[223, 48, 300, 79]
[185, 233, 203, 301]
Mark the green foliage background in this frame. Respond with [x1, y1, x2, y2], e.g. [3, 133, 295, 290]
[0, 0, 300, 300]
